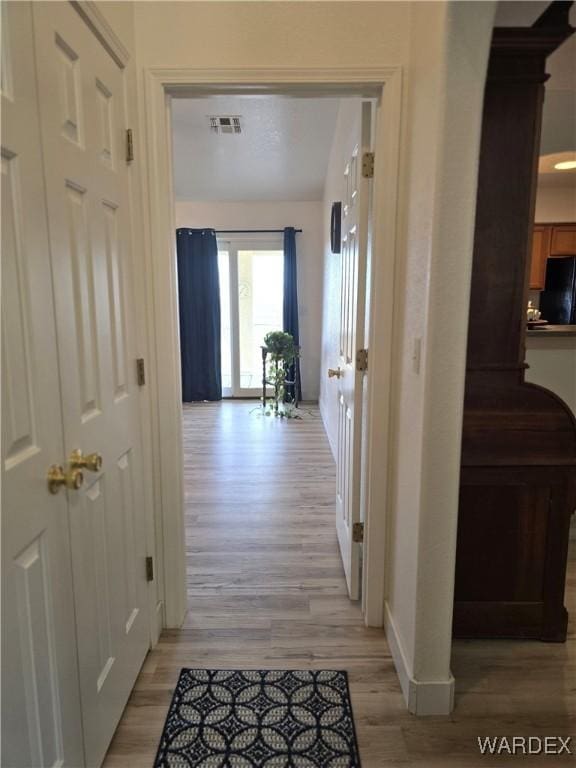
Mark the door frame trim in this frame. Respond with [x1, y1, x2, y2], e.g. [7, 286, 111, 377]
[142, 66, 403, 628]
[218, 235, 285, 398]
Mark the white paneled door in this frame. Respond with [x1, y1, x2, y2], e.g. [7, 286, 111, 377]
[1, 3, 84, 766]
[334, 102, 372, 600]
[2, 2, 150, 766]
[32, 2, 149, 765]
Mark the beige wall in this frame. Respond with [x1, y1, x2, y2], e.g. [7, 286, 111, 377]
[175, 201, 324, 400]
[134, 1, 410, 69]
[535, 184, 576, 222]
[96, 1, 135, 50]
[526, 335, 576, 416]
[384, 0, 495, 705]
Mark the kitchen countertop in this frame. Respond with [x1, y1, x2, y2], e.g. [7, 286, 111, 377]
[527, 325, 576, 337]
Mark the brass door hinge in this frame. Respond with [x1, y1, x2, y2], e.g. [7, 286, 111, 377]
[136, 358, 146, 386]
[145, 556, 154, 582]
[362, 152, 375, 179]
[126, 129, 134, 162]
[356, 349, 368, 372]
[352, 522, 364, 543]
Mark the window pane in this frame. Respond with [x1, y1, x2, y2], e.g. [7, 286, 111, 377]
[218, 250, 232, 391]
[238, 250, 283, 390]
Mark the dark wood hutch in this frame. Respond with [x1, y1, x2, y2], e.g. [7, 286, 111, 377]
[453, 2, 576, 641]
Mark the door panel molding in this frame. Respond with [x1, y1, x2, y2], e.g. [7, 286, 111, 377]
[142, 66, 402, 629]
[14, 535, 65, 768]
[70, 1, 130, 70]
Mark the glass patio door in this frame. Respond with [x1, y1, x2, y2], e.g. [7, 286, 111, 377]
[218, 238, 284, 397]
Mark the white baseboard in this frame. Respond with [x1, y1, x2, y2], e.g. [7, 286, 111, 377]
[384, 602, 455, 716]
[318, 396, 337, 461]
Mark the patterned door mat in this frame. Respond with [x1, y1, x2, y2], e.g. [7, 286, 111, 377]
[154, 669, 362, 767]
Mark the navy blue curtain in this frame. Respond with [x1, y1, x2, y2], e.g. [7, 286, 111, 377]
[283, 227, 302, 402]
[176, 228, 222, 402]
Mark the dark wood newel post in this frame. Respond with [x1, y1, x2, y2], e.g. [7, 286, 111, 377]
[454, 2, 576, 642]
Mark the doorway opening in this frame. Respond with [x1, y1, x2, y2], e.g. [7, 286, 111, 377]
[169, 90, 381, 617]
[144, 68, 401, 635]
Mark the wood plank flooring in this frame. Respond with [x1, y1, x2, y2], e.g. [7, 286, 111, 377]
[104, 401, 575, 767]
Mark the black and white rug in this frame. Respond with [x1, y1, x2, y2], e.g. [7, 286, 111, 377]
[154, 669, 361, 767]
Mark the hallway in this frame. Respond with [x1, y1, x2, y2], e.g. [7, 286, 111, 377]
[104, 401, 406, 766]
[104, 402, 576, 767]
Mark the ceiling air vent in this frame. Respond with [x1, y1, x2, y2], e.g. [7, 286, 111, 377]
[209, 116, 242, 135]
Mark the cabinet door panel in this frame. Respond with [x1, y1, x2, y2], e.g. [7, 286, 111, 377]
[550, 225, 576, 257]
[529, 226, 550, 290]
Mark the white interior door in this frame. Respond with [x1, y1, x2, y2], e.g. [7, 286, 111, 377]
[32, 3, 149, 765]
[334, 102, 372, 600]
[1, 2, 84, 766]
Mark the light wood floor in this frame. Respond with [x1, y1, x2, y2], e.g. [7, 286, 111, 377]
[104, 401, 575, 767]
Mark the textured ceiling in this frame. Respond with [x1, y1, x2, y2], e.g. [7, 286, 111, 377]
[171, 95, 341, 202]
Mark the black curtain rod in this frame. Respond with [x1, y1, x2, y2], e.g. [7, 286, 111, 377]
[215, 229, 302, 234]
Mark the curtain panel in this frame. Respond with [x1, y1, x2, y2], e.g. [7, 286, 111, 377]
[283, 227, 302, 402]
[176, 228, 222, 402]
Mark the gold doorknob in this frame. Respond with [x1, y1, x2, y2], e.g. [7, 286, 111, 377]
[328, 367, 343, 379]
[69, 449, 103, 473]
[47, 465, 84, 494]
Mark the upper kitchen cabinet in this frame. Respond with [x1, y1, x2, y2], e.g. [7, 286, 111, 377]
[530, 225, 552, 289]
[550, 223, 576, 256]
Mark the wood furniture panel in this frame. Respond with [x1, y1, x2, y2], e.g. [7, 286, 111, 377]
[455, 2, 576, 642]
[550, 223, 576, 256]
[530, 225, 552, 289]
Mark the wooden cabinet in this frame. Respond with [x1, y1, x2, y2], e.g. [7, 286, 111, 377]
[530, 223, 576, 289]
[550, 224, 576, 256]
[530, 226, 551, 289]
[457, 7, 576, 643]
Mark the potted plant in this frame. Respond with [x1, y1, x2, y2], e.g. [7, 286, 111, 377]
[262, 331, 299, 418]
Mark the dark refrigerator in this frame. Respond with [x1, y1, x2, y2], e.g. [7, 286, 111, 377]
[539, 256, 576, 324]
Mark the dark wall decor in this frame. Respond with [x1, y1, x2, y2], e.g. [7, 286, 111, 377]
[330, 202, 342, 254]
[454, 2, 576, 642]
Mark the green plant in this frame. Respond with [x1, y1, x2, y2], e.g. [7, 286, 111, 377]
[263, 331, 299, 418]
[263, 331, 297, 363]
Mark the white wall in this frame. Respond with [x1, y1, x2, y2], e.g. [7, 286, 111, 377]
[526, 334, 576, 540]
[320, 99, 363, 455]
[526, 335, 576, 415]
[383, 2, 495, 712]
[175, 201, 324, 400]
[134, 1, 410, 70]
[535, 185, 576, 222]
